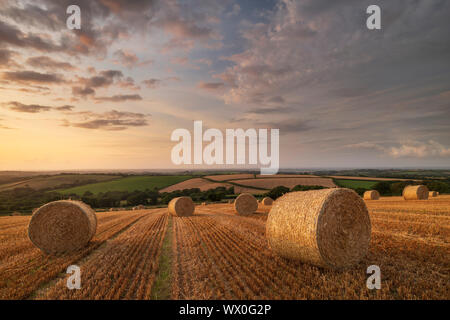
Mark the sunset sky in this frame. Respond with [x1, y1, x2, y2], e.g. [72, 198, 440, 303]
[0, 0, 449, 171]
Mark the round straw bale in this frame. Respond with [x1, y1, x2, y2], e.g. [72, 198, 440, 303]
[363, 190, 380, 200]
[403, 185, 429, 200]
[168, 197, 195, 216]
[266, 188, 371, 269]
[429, 191, 437, 197]
[28, 200, 97, 255]
[201, 202, 206, 206]
[262, 197, 274, 205]
[234, 193, 258, 215]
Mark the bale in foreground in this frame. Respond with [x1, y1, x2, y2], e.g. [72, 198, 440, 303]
[28, 200, 97, 255]
[168, 196, 195, 216]
[234, 193, 258, 215]
[363, 190, 380, 200]
[262, 197, 274, 205]
[266, 188, 371, 269]
[403, 185, 429, 200]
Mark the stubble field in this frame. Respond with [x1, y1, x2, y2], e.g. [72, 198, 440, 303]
[0, 196, 449, 300]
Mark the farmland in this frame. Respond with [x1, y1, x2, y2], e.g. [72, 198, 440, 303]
[0, 195, 448, 300]
[0, 174, 121, 192]
[334, 179, 378, 189]
[59, 175, 195, 195]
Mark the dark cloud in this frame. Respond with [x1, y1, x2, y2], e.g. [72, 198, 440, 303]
[0, 20, 62, 52]
[1, 71, 65, 84]
[62, 109, 150, 130]
[0, 49, 16, 66]
[142, 78, 162, 89]
[3, 101, 75, 113]
[94, 94, 143, 102]
[72, 86, 95, 97]
[198, 81, 225, 91]
[72, 69, 127, 97]
[26, 56, 76, 71]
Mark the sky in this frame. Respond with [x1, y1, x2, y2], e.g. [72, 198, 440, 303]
[0, 0, 449, 171]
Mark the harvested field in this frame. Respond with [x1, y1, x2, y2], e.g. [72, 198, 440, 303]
[1, 196, 449, 300]
[328, 176, 417, 181]
[160, 178, 232, 192]
[255, 174, 319, 178]
[233, 177, 336, 189]
[205, 174, 255, 181]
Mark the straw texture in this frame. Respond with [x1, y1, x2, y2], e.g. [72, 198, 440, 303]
[403, 185, 429, 200]
[266, 188, 371, 269]
[28, 200, 97, 255]
[262, 197, 274, 205]
[234, 193, 258, 215]
[168, 196, 195, 216]
[363, 190, 380, 200]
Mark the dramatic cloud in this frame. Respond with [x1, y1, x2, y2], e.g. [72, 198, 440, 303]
[0, 49, 16, 66]
[94, 94, 143, 102]
[26, 56, 76, 71]
[3, 102, 75, 113]
[0, 20, 63, 52]
[62, 109, 150, 131]
[198, 81, 225, 91]
[1, 71, 65, 84]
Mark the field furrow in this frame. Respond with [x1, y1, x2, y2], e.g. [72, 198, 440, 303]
[0, 210, 146, 300]
[35, 209, 168, 299]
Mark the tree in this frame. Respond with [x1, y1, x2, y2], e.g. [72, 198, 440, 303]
[266, 186, 290, 200]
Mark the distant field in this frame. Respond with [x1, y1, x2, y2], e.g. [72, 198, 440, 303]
[233, 177, 336, 189]
[0, 174, 120, 192]
[59, 176, 195, 195]
[334, 179, 378, 189]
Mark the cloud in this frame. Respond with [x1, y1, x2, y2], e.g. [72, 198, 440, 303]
[62, 109, 150, 131]
[0, 49, 16, 66]
[142, 77, 180, 89]
[113, 50, 139, 68]
[72, 86, 96, 97]
[388, 141, 450, 158]
[0, 20, 62, 52]
[1, 71, 65, 84]
[73, 69, 128, 97]
[94, 94, 143, 102]
[142, 78, 162, 89]
[198, 81, 225, 91]
[3, 101, 75, 113]
[246, 106, 292, 114]
[346, 140, 450, 158]
[26, 56, 76, 71]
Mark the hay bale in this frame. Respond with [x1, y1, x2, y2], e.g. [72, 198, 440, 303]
[429, 191, 437, 197]
[12, 212, 21, 216]
[266, 188, 371, 269]
[363, 190, 380, 200]
[201, 202, 206, 206]
[262, 197, 274, 205]
[168, 197, 195, 216]
[28, 200, 97, 255]
[234, 193, 258, 215]
[403, 185, 429, 200]
[109, 208, 114, 212]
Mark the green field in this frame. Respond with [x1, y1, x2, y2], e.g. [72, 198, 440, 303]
[334, 179, 379, 189]
[58, 175, 195, 195]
